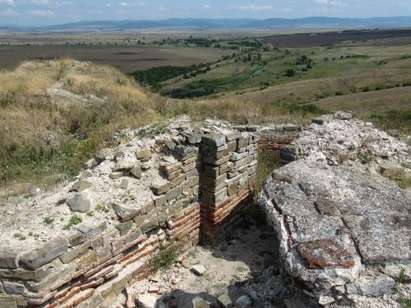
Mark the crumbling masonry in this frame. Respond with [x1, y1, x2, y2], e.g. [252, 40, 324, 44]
[0, 118, 298, 307]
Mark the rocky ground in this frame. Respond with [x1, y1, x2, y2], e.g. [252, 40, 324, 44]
[110, 213, 314, 308]
[261, 112, 411, 307]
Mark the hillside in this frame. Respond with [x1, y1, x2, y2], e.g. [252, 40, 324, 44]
[0, 59, 157, 196]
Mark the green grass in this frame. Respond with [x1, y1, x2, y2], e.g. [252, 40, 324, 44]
[255, 149, 281, 195]
[401, 298, 411, 308]
[63, 214, 83, 230]
[150, 243, 181, 272]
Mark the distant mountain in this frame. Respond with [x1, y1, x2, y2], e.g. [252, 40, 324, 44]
[3, 17, 411, 32]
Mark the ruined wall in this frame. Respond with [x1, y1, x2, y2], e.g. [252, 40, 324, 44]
[0, 119, 298, 308]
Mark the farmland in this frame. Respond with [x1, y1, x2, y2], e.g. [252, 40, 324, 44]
[0, 45, 230, 73]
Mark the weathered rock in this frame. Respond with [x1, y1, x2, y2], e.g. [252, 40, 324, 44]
[19, 237, 69, 270]
[114, 155, 136, 171]
[346, 272, 395, 297]
[259, 113, 411, 306]
[67, 192, 93, 213]
[191, 264, 207, 276]
[136, 149, 152, 161]
[130, 165, 142, 179]
[0, 251, 18, 269]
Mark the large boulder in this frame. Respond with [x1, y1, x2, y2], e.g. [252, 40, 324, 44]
[259, 113, 411, 306]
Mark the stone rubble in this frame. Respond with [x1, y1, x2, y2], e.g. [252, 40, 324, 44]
[259, 112, 411, 307]
[0, 116, 299, 307]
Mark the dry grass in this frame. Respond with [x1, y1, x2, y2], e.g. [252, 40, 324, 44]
[0, 59, 157, 193]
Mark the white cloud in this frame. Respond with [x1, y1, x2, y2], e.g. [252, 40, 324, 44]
[31, 0, 50, 5]
[203, 4, 211, 9]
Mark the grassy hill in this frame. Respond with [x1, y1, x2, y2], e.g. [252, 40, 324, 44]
[0, 59, 157, 195]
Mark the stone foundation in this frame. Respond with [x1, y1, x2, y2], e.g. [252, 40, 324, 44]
[0, 118, 298, 307]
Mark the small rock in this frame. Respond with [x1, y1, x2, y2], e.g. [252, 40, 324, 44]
[67, 192, 92, 213]
[136, 149, 152, 161]
[114, 157, 136, 171]
[130, 165, 142, 179]
[235, 295, 252, 308]
[191, 264, 207, 276]
[121, 179, 129, 190]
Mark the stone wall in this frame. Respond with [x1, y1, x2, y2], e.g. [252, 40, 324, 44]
[0, 118, 299, 307]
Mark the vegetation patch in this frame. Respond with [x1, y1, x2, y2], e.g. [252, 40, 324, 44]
[150, 242, 182, 272]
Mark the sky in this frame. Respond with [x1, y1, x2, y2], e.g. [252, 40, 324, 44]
[1, 0, 411, 26]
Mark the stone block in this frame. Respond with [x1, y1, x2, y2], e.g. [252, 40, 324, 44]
[202, 134, 226, 148]
[67, 192, 93, 213]
[76, 222, 107, 238]
[60, 243, 90, 264]
[19, 237, 69, 270]
[170, 174, 186, 188]
[237, 134, 250, 150]
[227, 141, 237, 152]
[115, 221, 134, 236]
[174, 145, 197, 160]
[130, 164, 142, 179]
[183, 133, 202, 145]
[150, 182, 170, 195]
[165, 186, 183, 202]
[136, 149, 152, 161]
[3, 281, 26, 295]
[0, 251, 18, 269]
[113, 204, 142, 221]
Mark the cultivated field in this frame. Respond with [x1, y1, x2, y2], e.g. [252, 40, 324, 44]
[0, 45, 230, 73]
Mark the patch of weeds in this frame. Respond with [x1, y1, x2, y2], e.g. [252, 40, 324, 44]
[384, 169, 411, 189]
[400, 298, 411, 308]
[255, 149, 281, 195]
[63, 214, 82, 230]
[399, 266, 407, 283]
[150, 243, 182, 272]
[43, 217, 54, 225]
[87, 211, 94, 217]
